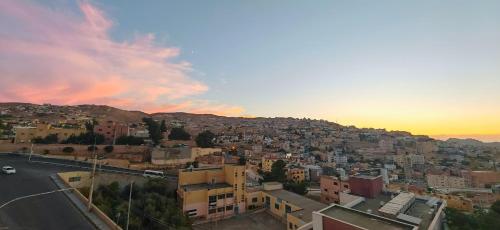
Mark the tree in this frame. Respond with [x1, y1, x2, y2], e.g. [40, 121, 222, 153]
[62, 146, 75, 153]
[492, 200, 500, 214]
[63, 132, 105, 145]
[143, 117, 162, 145]
[238, 155, 247, 165]
[115, 136, 145, 145]
[285, 181, 308, 195]
[104, 145, 114, 153]
[195, 130, 215, 148]
[88, 145, 98, 151]
[32, 133, 59, 144]
[159, 120, 167, 133]
[269, 160, 286, 183]
[168, 127, 191, 140]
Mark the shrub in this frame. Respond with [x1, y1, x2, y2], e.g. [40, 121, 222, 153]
[62, 146, 75, 153]
[104, 145, 114, 153]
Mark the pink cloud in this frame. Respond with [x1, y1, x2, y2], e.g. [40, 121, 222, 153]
[0, 0, 243, 116]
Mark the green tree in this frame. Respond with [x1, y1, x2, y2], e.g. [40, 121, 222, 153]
[285, 181, 308, 195]
[168, 127, 191, 140]
[32, 133, 59, 144]
[159, 120, 167, 133]
[270, 160, 287, 182]
[63, 132, 105, 145]
[104, 145, 114, 153]
[115, 136, 145, 145]
[143, 117, 162, 145]
[195, 130, 215, 147]
[62, 146, 75, 153]
[238, 155, 247, 165]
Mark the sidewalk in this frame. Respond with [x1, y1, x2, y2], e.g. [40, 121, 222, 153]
[50, 174, 112, 230]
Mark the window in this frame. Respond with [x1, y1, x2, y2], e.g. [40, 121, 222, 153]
[186, 209, 197, 217]
[275, 203, 280, 209]
[333, 182, 338, 185]
[285, 205, 291, 213]
[209, 195, 217, 203]
[262, 197, 264, 202]
[344, 185, 349, 189]
[294, 225, 298, 229]
[334, 192, 339, 195]
[226, 193, 233, 198]
[324, 188, 328, 192]
[252, 197, 258, 203]
[226, 205, 233, 211]
[289, 222, 293, 229]
[218, 194, 225, 199]
[209, 208, 216, 214]
[217, 207, 225, 212]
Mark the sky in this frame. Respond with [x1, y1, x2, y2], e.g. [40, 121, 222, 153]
[1, 0, 499, 141]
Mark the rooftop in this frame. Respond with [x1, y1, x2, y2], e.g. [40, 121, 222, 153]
[181, 183, 232, 192]
[265, 189, 327, 222]
[319, 205, 417, 230]
[352, 193, 442, 230]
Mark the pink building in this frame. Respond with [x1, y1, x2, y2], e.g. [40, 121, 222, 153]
[94, 120, 129, 144]
[320, 175, 350, 203]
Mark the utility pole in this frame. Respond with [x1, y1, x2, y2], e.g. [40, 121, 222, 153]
[126, 181, 133, 230]
[87, 137, 98, 211]
[28, 143, 34, 161]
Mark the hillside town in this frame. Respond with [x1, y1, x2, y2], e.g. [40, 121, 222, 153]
[1, 103, 499, 230]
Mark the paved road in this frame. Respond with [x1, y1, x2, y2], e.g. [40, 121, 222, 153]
[0, 154, 95, 230]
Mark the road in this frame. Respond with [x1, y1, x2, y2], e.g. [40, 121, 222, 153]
[0, 154, 95, 230]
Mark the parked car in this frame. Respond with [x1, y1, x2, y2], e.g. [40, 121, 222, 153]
[143, 170, 164, 178]
[2, 166, 16, 174]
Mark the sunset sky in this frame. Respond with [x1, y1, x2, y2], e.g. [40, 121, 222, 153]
[1, 0, 499, 141]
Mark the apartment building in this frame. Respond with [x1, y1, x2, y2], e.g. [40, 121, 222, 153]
[177, 164, 246, 220]
[14, 123, 85, 143]
[93, 120, 129, 144]
[262, 156, 279, 172]
[287, 167, 306, 183]
[349, 175, 384, 198]
[426, 173, 466, 188]
[320, 175, 350, 204]
[258, 182, 327, 230]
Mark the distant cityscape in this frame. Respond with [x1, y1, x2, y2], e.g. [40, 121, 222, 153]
[0, 102, 499, 230]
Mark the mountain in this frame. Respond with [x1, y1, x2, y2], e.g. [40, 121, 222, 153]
[445, 138, 500, 148]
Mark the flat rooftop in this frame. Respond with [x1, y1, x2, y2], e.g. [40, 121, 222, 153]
[320, 205, 417, 230]
[352, 193, 440, 230]
[265, 189, 327, 222]
[181, 183, 232, 192]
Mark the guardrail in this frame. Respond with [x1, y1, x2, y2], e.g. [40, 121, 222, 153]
[2, 152, 178, 179]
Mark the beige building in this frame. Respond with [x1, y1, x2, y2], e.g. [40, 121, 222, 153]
[426, 174, 466, 188]
[177, 164, 246, 220]
[14, 123, 85, 143]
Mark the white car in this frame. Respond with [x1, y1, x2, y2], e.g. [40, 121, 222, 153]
[2, 166, 16, 174]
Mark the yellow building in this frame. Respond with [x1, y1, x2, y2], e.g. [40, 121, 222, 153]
[14, 123, 85, 143]
[287, 167, 305, 183]
[435, 193, 473, 212]
[258, 182, 327, 230]
[177, 164, 246, 221]
[262, 157, 278, 172]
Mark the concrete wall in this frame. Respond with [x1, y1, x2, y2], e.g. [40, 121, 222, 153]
[0, 143, 147, 162]
[57, 172, 122, 230]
